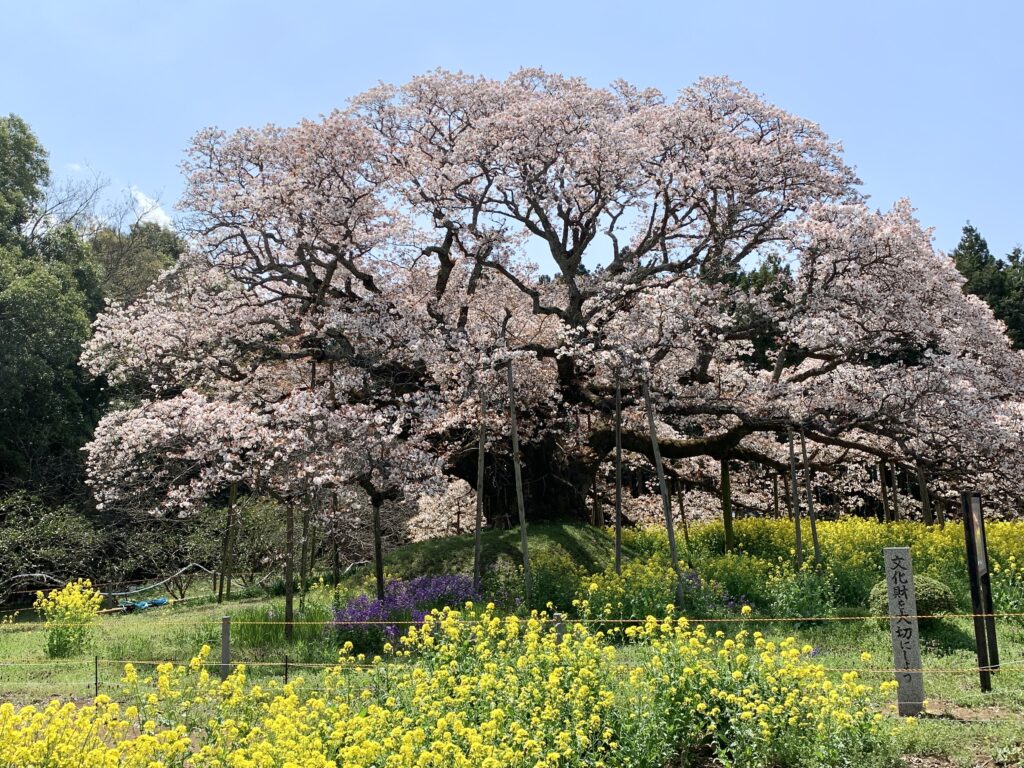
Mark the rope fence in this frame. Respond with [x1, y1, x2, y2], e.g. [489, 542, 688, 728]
[4, 609, 1024, 626]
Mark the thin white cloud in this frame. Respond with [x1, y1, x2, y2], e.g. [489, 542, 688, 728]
[131, 188, 174, 229]
[66, 162, 85, 173]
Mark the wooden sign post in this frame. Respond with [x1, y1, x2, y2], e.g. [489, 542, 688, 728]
[883, 547, 924, 716]
[962, 492, 999, 691]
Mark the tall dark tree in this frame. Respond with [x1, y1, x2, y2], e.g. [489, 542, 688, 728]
[950, 223, 1024, 348]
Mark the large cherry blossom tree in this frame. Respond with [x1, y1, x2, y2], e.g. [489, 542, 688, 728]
[84, 69, 1024, 551]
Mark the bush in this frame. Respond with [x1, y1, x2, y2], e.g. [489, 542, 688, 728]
[529, 545, 584, 611]
[579, 555, 677, 621]
[700, 552, 774, 608]
[766, 561, 837, 623]
[992, 555, 1024, 626]
[869, 574, 957, 630]
[33, 579, 103, 657]
[480, 557, 524, 611]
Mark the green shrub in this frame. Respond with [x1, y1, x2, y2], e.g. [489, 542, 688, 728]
[699, 552, 775, 608]
[579, 555, 677, 621]
[869, 574, 957, 630]
[991, 555, 1024, 626]
[529, 545, 585, 611]
[766, 561, 837, 623]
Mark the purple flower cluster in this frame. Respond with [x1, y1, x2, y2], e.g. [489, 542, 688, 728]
[332, 574, 479, 645]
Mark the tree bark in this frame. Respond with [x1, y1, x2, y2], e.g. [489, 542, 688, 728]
[800, 430, 821, 566]
[473, 386, 487, 592]
[643, 380, 684, 602]
[507, 359, 532, 604]
[614, 377, 624, 575]
[787, 430, 803, 568]
[720, 457, 734, 553]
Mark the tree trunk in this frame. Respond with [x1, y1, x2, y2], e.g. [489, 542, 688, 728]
[613, 377, 624, 575]
[879, 460, 891, 523]
[507, 359, 532, 605]
[371, 496, 385, 601]
[799, 430, 821, 566]
[787, 430, 803, 569]
[720, 457, 734, 553]
[284, 500, 295, 643]
[917, 463, 933, 525]
[473, 386, 487, 592]
[936, 495, 946, 528]
[643, 380, 684, 602]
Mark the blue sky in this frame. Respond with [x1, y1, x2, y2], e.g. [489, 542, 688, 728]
[3, 0, 1022, 258]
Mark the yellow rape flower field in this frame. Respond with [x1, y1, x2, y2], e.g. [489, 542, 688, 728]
[3, 519, 1024, 767]
[2, 606, 901, 768]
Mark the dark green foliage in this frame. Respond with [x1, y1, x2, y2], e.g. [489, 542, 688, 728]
[0, 115, 49, 242]
[869, 574, 957, 630]
[0, 492, 103, 595]
[529, 545, 585, 610]
[951, 223, 1024, 348]
[90, 221, 184, 303]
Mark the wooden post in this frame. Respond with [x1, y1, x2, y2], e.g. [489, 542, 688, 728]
[883, 547, 924, 716]
[676, 481, 693, 569]
[371, 497, 385, 601]
[773, 474, 780, 518]
[800, 430, 821, 566]
[507, 359, 532, 604]
[787, 430, 803, 568]
[220, 616, 231, 681]
[473, 386, 487, 592]
[720, 457, 734, 553]
[284, 502, 295, 643]
[613, 377, 624, 575]
[225, 483, 237, 600]
[892, 465, 901, 521]
[643, 379, 684, 603]
[284, 654, 289, 684]
[94, 655, 99, 697]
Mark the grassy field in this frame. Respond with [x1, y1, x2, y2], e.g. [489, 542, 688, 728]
[2, 521, 1024, 766]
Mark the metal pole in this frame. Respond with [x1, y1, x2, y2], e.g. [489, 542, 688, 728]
[220, 616, 231, 681]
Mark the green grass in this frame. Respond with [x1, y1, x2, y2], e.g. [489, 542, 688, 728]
[3, 521, 1024, 766]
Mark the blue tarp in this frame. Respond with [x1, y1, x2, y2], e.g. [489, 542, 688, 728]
[117, 597, 169, 613]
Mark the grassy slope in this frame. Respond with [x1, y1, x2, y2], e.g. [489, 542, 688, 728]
[2, 521, 1024, 765]
[368, 520, 623, 580]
